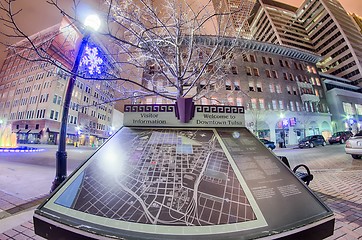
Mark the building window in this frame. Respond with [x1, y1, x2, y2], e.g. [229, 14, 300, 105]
[262, 56, 267, 64]
[50, 110, 54, 119]
[315, 78, 321, 86]
[289, 73, 294, 81]
[225, 83, 231, 90]
[293, 87, 297, 95]
[343, 102, 354, 115]
[251, 98, 257, 109]
[246, 67, 252, 76]
[250, 54, 256, 63]
[272, 70, 278, 78]
[269, 58, 274, 65]
[256, 83, 262, 92]
[279, 59, 284, 67]
[356, 104, 362, 115]
[259, 99, 265, 109]
[272, 100, 277, 110]
[231, 66, 238, 75]
[265, 69, 271, 78]
[296, 102, 300, 111]
[279, 100, 284, 110]
[283, 72, 288, 80]
[269, 84, 275, 93]
[55, 111, 59, 120]
[236, 98, 242, 106]
[310, 77, 315, 85]
[249, 81, 255, 92]
[290, 101, 295, 111]
[285, 61, 290, 68]
[253, 68, 259, 76]
[276, 85, 281, 93]
[234, 81, 240, 91]
[287, 86, 291, 94]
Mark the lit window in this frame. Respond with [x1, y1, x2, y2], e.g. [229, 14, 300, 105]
[296, 102, 300, 111]
[290, 101, 295, 111]
[272, 100, 277, 110]
[269, 84, 275, 93]
[259, 99, 265, 109]
[279, 100, 284, 110]
[236, 98, 242, 106]
[251, 98, 257, 109]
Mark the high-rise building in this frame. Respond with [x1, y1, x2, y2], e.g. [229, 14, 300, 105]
[250, 0, 362, 85]
[250, 0, 314, 51]
[350, 13, 362, 33]
[226, 0, 257, 37]
[0, 20, 117, 146]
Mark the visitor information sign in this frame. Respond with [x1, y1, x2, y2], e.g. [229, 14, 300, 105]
[34, 104, 334, 240]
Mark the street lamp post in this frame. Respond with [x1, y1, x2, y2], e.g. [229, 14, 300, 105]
[51, 15, 101, 192]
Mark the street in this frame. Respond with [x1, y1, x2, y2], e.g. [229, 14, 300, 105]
[274, 143, 362, 171]
[0, 145, 96, 199]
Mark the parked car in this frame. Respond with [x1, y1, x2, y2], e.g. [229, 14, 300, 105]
[259, 139, 276, 150]
[298, 135, 326, 148]
[328, 131, 353, 144]
[345, 131, 362, 159]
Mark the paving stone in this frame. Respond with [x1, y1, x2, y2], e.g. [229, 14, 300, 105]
[12, 233, 29, 240]
[0, 234, 9, 240]
[3, 229, 18, 237]
[13, 225, 27, 233]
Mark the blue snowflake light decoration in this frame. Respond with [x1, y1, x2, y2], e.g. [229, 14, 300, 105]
[80, 46, 103, 75]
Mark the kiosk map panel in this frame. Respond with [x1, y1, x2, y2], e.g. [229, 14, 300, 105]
[34, 105, 334, 239]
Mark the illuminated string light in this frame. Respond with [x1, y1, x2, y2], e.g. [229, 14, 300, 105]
[80, 46, 103, 75]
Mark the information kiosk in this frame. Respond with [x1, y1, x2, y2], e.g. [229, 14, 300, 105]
[34, 104, 334, 239]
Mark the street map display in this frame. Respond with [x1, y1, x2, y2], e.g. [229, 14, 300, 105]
[34, 127, 334, 240]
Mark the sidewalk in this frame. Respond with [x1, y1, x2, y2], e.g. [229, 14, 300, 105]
[0, 148, 362, 239]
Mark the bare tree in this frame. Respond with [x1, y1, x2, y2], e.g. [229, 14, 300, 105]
[247, 108, 266, 137]
[0, 0, 253, 104]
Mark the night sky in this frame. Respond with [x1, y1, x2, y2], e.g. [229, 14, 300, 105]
[0, 0, 361, 66]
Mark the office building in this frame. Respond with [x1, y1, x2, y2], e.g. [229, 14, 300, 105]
[250, 0, 362, 84]
[0, 21, 116, 146]
[141, 36, 332, 144]
[249, 0, 362, 134]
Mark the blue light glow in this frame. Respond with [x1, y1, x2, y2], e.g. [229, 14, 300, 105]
[80, 45, 103, 75]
